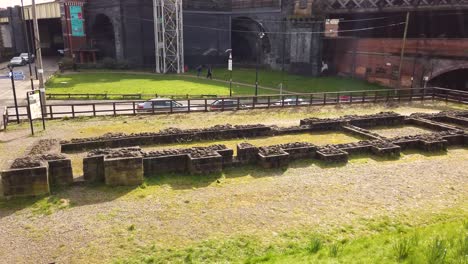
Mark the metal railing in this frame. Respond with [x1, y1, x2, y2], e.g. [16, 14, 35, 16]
[5, 87, 468, 124]
[46, 93, 219, 100]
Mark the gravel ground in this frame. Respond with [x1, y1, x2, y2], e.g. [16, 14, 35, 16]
[0, 149, 466, 263]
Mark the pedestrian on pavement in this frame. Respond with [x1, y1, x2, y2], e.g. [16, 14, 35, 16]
[196, 65, 203, 77]
[206, 65, 213, 80]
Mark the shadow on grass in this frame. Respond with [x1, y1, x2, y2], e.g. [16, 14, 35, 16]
[2, 146, 465, 216]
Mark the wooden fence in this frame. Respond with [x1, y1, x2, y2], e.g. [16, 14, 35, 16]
[3, 87, 468, 126]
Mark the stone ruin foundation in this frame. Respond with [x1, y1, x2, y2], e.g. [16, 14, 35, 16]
[2, 110, 468, 198]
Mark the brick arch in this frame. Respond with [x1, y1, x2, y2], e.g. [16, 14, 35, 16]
[430, 63, 468, 81]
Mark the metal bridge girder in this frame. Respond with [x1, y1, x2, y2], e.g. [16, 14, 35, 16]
[153, 0, 184, 74]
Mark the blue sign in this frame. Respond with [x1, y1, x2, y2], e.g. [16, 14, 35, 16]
[9, 72, 25, 81]
[70, 6, 85, 37]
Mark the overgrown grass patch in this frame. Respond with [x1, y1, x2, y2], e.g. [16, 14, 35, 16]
[114, 215, 468, 263]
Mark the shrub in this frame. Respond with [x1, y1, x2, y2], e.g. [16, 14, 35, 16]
[426, 237, 447, 264]
[328, 243, 342, 257]
[59, 57, 74, 70]
[116, 60, 130, 70]
[102, 57, 117, 69]
[306, 237, 322, 254]
[392, 237, 412, 261]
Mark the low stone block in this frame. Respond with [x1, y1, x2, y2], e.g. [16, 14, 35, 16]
[283, 146, 316, 160]
[419, 140, 448, 152]
[1, 166, 49, 197]
[187, 154, 223, 175]
[104, 157, 144, 186]
[370, 145, 401, 157]
[83, 155, 105, 183]
[48, 159, 73, 186]
[216, 149, 234, 167]
[237, 144, 259, 165]
[143, 154, 188, 177]
[316, 150, 349, 163]
[392, 139, 420, 150]
[257, 152, 290, 169]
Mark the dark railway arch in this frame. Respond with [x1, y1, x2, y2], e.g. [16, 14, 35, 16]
[90, 14, 116, 59]
[428, 67, 468, 91]
[231, 16, 271, 64]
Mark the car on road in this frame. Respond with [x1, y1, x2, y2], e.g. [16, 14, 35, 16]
[210, 99, 244, 110]
[273, 98, 308, 106]
[19, 53, 35, 63]
[137, 98, 186, 112]
[9, 56, 26, 66]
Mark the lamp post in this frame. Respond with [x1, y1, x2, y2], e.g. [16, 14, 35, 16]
[225, 49, 233, 97]
[20, 0, 34, 91]
[8, 65, 20, 124]
[255, 32, 265, 99]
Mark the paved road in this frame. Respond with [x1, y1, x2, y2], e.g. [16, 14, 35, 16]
[6, 96, 391, 121]
[0, 57, 59, 109]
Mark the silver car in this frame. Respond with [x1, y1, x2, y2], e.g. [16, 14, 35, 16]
[137, 98, 185, 112]
[273, 98, 307, 106]
[19, 53, 35, 63]
[9, 57, 26, 66]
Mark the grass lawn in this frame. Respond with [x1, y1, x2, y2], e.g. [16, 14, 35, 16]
[189, 67, 386, 93]
[46, 72, 270, 97]
[45, 69, 385, 99]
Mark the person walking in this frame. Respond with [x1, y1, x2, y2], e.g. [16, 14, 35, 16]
[206, 65, 213, 80]
[196, 65, 203, 77]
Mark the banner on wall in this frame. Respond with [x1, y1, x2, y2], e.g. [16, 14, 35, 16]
[70, 6, 85, 37]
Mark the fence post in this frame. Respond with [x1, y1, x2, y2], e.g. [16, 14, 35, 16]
[113, 102, 116, 116]
[132, 102, 136, 115]
[252, 97, 255, 109]
[49, 105, 53, 119]
[296, 95, 299, 106]
[205, 99, 208, 112]
[237, 97, 240, 110]
[222, 98, 225, 111]
[323, 93, 327, 105]
[309, 94, 313, 105]
[362, 92, 366, 103]
[267, 96, 270, 108]
[188, 99, 191, 113]
[282, 95, 285, 107]
[71, 105, 75, 118]
[350, 93, 353, 104]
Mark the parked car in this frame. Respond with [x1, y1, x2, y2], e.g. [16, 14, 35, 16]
[273, 98, 307, 106]
[210, 99, 243, 110]
[137, 98, 185, 112]
[9, 56, 26, 66]
[19, 53, 35, 63]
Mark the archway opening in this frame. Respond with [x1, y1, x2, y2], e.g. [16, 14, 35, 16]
[231, 17, 271, 64]
[428, 68, 468, 91]
[91, 14, 116, 59]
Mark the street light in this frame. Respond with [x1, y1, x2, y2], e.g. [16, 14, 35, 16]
[255, 32, 265, 99]
[225, 49, 233, 97]
[7, 64, 20, 124]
